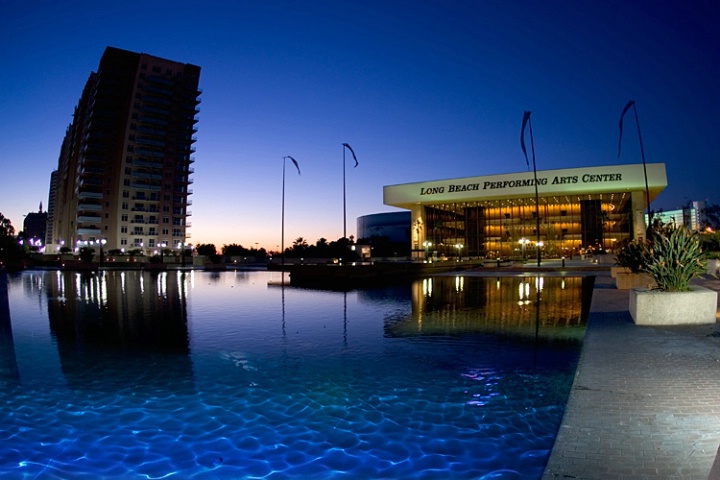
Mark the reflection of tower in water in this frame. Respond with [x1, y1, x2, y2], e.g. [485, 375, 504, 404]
[0, 271, 20, 385]
[45, 270, 194, 390]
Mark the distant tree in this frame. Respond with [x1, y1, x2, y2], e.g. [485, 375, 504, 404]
[0, 213, 15, 237]
[222, 243, 249, 256]
[79, 247, 94, 263]
[0, 212, 24, 264]
[251, 247, 268, 258]
[285, 237, 309, 257]
[702, 203, 720, 230]
[195, 243, 217, 256]
[700, 231, 720, 252]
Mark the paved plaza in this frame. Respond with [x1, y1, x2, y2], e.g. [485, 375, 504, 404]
[542, 271, 720, 480]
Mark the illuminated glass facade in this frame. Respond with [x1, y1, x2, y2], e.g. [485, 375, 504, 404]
[383, 163, 667, 259]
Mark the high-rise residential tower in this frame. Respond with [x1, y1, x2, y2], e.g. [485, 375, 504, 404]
[47, 46, 201, 254]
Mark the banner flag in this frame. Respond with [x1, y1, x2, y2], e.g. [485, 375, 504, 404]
[287, 155, 301, 175]
[342, 143, 359, 167]
[617, 100, 635, 157]
[520, 111, 531, 167]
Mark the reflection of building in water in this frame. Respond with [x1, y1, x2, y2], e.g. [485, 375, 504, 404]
[45, 270, 194, 389]
[386, 275, 592, 342]
[0, 272, 20, 385]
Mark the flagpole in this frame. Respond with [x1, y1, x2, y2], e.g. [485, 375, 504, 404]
[521, 111, 541, 266]
[281, 157, 287, 268]
[618, 100, 652, 234]
[340, 143, 359, 241]
[343, 145, 347, 239]
[528, 117, 541, 267]
[281, 156, 301, 270]
[632, 104, 652, 225]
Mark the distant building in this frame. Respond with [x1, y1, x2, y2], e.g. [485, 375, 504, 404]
[45, 170, 57, 246]
[384, 163, 667, 259]
[357, 212, 411, 243]
[23, 203, 48, 246]
[47, 46, 201, 254]
[647, 200, 706, 231]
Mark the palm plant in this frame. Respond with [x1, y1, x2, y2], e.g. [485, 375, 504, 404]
[641, 222, 707, 292]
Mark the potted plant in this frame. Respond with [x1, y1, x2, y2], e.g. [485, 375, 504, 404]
[700, 231, 720, 275]
[612, 238, 656, 289]
[707, 252, 720, 276]
[629, 222, 717, 325]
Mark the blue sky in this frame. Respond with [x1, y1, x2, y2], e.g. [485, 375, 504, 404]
[1, 0, 718, 250]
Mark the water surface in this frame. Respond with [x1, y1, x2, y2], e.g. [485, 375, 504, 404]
[0, 270, 590, 479]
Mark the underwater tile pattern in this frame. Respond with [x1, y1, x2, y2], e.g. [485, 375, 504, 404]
[0, 271, 586, 479]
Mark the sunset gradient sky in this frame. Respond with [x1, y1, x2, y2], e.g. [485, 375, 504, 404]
[1, 0, 718, 251]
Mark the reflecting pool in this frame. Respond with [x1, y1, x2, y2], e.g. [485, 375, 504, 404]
[0, 270, 592, 479]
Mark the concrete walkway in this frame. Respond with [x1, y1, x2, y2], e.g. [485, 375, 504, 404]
[542, 273, 720, 480]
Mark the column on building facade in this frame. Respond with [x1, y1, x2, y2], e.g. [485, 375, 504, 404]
[631, 190, 648, 241]
[410, 206, 426, 260]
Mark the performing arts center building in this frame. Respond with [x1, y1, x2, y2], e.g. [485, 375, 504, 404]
[383, 163, 667, 260]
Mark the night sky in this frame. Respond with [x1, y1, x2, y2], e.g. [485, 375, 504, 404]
[1, 0, 718, 251]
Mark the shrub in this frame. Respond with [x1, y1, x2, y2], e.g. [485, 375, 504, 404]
[700, 231, 720, 253]
[641, 223, 707, 292]
[79, 247, 95, 264]
[614, 238, 646, 273]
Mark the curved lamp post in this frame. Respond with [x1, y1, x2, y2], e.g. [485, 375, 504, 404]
[423, 240, 432, 261]
[519, 238, 529, 261]
[99, 238, 106, 267]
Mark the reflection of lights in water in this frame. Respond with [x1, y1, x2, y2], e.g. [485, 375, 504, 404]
[423, 278, 433, 297]
[518, 280, 532, 305]
[461, 368, 500, 407]
[177, 271, 184, 292]
[99, 271, 107, 306]
[140, 273, 144, 295]
[56, 270, 65, 300]
[496, 278, 501, 290]
[535, 276, 544, 292]
[74, 273, 81, 298]
[120, 271, 126, 295]
[157, 272, 167, 298]
[561, 278, 566, 289]
[455, 275, 464, 292]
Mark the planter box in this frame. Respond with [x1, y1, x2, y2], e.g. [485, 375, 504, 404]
[615, 271, 656, 290]
[707, 259, 720, 276]
[629, 286, 718, 325]
[610, 266, 630, 279]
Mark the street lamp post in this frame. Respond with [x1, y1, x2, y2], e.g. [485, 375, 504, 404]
[519, 238, 529, 261]
[455, 243, 463, 261]
[99, 238, 106, 268]
[423, 240, 432, 261]
[536, 241, 544, 265]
